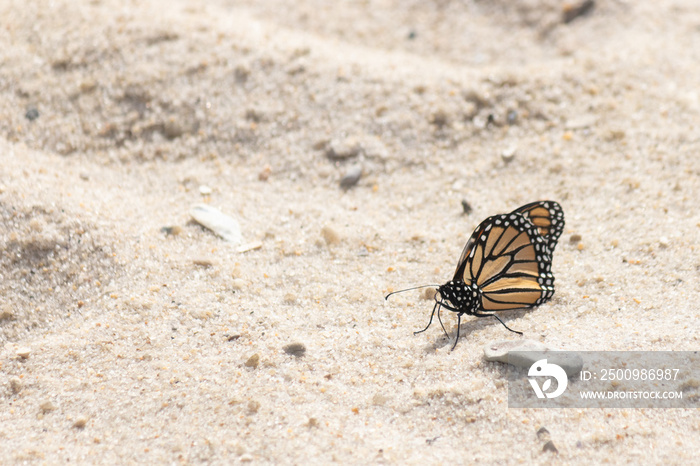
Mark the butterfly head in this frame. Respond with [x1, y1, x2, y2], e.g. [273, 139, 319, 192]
[437, 280, 478, 314]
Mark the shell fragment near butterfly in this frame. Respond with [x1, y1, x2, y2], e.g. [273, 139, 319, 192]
[190, 204, 242, 245]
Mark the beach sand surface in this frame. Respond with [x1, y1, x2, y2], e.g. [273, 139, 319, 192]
[1, 0, 698, 463]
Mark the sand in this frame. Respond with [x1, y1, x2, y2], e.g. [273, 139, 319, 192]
[1, 0, 698, 463]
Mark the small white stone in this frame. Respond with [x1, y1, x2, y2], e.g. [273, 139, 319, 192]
[231, 279, 246, 291]
[340, 165, 362, 189]
[199, 185, 212, 195]
[16, 347, 31, 359]
[501, 145, 517, 163]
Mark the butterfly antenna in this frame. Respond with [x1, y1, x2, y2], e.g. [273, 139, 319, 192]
[385, 284, 439, 300]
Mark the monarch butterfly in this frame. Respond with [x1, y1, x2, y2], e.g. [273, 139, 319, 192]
[387, 201, 564, 350]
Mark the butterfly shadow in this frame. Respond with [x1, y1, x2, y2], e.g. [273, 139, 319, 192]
[420, 308, 534, 352]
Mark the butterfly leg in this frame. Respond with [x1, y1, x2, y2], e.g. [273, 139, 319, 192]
[414, 301, 439, 335]
[472, 312, 523, 336]
[450, 313, 462, 351]
[436, 304, 449, 339]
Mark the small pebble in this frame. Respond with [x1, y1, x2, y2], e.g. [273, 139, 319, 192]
[421, 287, 436, 300]
[25, 107, 39, 121]
[506, 110, 518, 125]
[340, 165, 362, 189]
[658, 236, 669, 248]
[543, 440, 559, 454]
[562, 0, 595, 24]
[0, 305, 14, 320]
[321, 225, 341, 245]
[40, 401, 58, 413]
[430, 109, 450, 128]
[258, 164, 272, 181]
[283, 293, 297, 304]
[372, 393, 390, 406]
[74, 416, 88, 428]
[501, 145, 517, 164]
[190, 309, 213, 320]
[483, 339, 583, 376]
[163, 119, 185, 139]
[246, 400, 260, 414]
[199, 185, 213, 195]
[283, 342, 306, 357]
[244, 353, 260, 369]
[16, 347, 31, 359]
[326, 137, 362, 160]
[192, 257, 214, 267]
[569, 234, 582, 243]
[461, 199, 473, 215]
[306, 417, 320, 428]
[190, 204, 242, 244]
[231, 279, 246, 291]
[537, 427, 551, 440]
[9, 376, 22, 393]
[161, 225, 183, 236]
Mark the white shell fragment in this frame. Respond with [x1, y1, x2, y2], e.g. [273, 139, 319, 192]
[190, 204, 242, 245]
[237, 241, 263, 253]
[484, 339, 583, 376]
[340, 165, 362, 189]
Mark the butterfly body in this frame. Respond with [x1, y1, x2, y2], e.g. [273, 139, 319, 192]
[436, 280, 480, 315]
[416, 201, 565, 350]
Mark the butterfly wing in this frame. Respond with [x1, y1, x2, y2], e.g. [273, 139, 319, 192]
[453, 217, 490, 280]
[457, 212, 555, 311]
[513, 200, 565, 253]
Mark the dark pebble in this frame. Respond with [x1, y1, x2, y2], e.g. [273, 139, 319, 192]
[461, 199, 473, 215]
[563, 0, 595, 24]
[543, 440, 559, 454]
[283, 342, 306, 357]
[244, 353, 260, 369]
[569, 233, 582, 243]
[25, 108, 39, 121]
